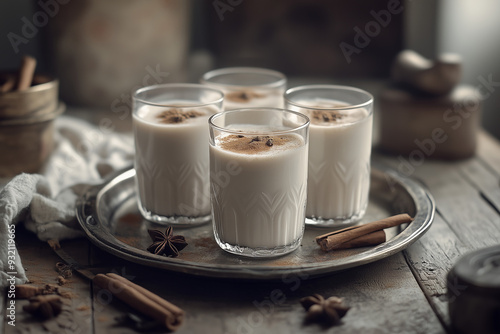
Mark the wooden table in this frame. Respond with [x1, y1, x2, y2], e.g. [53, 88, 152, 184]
[3, 125, 500, 333]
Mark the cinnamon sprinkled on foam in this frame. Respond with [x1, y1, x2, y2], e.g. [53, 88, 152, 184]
[310, 109, 345, 124]
[156, 108, 204, 124]
[225, 90, 266, 103]
[218, 134, 298, 154]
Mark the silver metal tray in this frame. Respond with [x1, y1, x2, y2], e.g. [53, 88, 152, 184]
[75, 163, 434, 280]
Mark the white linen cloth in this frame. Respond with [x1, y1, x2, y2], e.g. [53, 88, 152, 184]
[0, 115, 134, 287]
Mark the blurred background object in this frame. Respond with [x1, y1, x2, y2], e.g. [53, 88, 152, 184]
[44, 0, 190, 107]
[0, 0, 499, 139]
[1, 0, 190, 108]
[203, 0, 403, 78]
[379, 49, 482, 160]
[0, 59, 63, 176]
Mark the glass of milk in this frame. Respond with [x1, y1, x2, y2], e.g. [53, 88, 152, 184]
[200, 67, 286, 110]
[133, 84, 224, 225]
[209, 108, 310, 257]
[284, 85, 374, 227]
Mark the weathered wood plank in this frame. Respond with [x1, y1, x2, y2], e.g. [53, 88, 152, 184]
[5, 232, 93, 334]
[85, 248, 443, 334]
[477, 130, 500, 177]
[376, 154, 500, 247]
[376, 149, 500, 332]
[290, 253, 444, 334]
[417, 164, 500, 245]
[403, 212, 469, 330]
[457, 158, 500, 213]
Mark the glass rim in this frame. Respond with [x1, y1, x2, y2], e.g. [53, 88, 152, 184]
[209, 107, 310, 136]
[284, 84, 374, 111]
[133, 83, 224, 108]
[200, 67, 287, 89]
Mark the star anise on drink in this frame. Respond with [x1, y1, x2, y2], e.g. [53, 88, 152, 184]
[300, 294, 350, 326]
[147, 226, 188, 257]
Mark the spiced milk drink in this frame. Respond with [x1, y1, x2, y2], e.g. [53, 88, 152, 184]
[133, 84, 223, 225]
[200, 67, 286, 111]
[209, 108, 309, 257]
[285, 85, 374, 226]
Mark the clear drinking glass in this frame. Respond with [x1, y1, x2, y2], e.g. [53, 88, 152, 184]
[284, 85, 374, 226]
[209, 108, 309, 257]
[133, 83, 224, 225]
[200, 67, 286, 110]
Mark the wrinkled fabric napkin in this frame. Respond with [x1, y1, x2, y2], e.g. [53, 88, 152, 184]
[0, 115, 134, 287]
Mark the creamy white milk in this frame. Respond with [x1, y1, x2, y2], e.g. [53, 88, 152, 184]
[133, 103, 217, 220]
[210, 131, 307, 249]
[295, 99, 373, 222]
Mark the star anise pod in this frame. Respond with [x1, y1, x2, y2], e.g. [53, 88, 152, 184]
[300, 294, 350, 326]
[147, 226, 188, 257]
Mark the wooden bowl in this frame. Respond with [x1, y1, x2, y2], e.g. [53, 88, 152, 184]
[0, 103, 65, 177]
[0, 73, 59, 119]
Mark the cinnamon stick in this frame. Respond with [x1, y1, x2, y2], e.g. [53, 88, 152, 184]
[316, 214, 413, 252]
[106, 273, 184, 329]
[15, 284, 61, 299]
[92, 273, 184, 331]
[0, 75, 15, 93]
[17, 55, 37, 91]
[335, 230, 386, 249]
[15, 285, 46, 299]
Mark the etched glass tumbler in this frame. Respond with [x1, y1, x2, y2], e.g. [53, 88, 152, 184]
[133, 84, 223, 225]
[285, 85, 374, 226]
[200, 67, 286, 110]
[209, 108, 309, 257]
